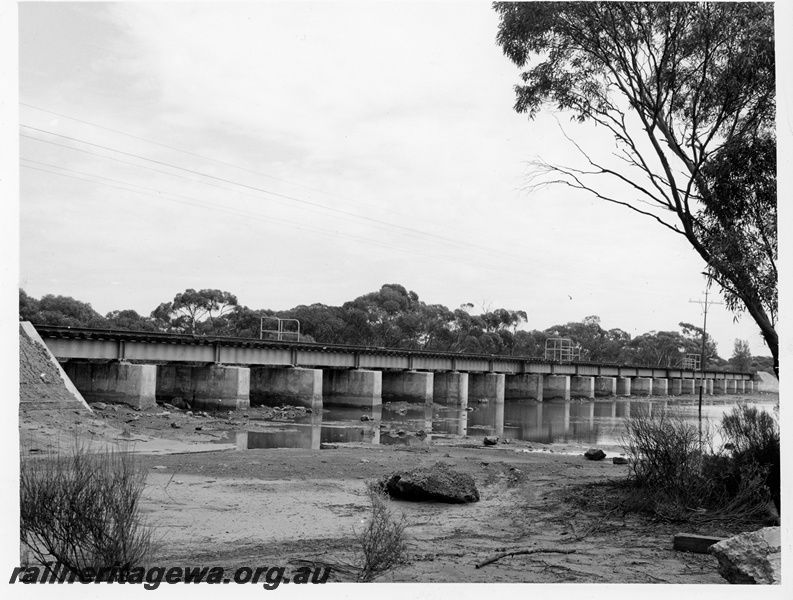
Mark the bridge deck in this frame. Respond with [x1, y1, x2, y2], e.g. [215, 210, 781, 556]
[31, 324, 750, 379]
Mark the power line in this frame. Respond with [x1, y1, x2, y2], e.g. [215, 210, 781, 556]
[19, 145, 700, 301]
[21, 124, 571, 269]
[19, 119, 711, 302]
[20, 161, 569, 280]
[20, 102, 461, 230]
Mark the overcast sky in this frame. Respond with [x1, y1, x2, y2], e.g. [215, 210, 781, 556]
[6, 1, 791, 359]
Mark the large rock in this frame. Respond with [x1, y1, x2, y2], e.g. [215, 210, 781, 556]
[584, 448, 606, 461]
[708, 527, 780, 584]
[380, 462, 480, 503]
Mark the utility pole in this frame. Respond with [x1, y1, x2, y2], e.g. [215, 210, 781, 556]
[689, 283, 724, 450]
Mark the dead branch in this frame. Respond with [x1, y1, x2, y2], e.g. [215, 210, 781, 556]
[475, 548, 576, 569]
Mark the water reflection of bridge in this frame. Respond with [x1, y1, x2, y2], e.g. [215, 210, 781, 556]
[231, 397, 752, 451]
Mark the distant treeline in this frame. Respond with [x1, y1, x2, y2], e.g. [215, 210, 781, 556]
[19, 284, 773, 373]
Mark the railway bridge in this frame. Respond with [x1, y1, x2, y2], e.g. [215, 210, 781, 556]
[25, 323, 755, 411]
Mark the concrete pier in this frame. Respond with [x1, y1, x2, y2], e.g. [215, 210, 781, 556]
[594, 377, 616, 397]
[725, 380, 737, 394]
[570, 376, 595, 399]
[469, 373, 505, 403]
[381, 370, 433, 403]
[250, 367, 323, 409]
[632, 377, 652, 397]
[64, 361, 157, 409]
[713, 379, 727, 395]
[323, 369, 382, 408]
[745, 381, 753, 394]
[680, 379, 695, 395]
[669, 379, 682, 396]
[652, 378, 668, 396]
[191, 365, 249, 410]
[616, 377, 631, 396]
[735, 380, 745, 394]
[505, 374, 543, 401]
[433, 372, 469, 406]
[705, 379, 714, 394]
[157, 364, 250, 410]
[542, 375, 570, 400]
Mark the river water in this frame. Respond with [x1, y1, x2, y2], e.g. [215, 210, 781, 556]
[231, 394, 778, 452]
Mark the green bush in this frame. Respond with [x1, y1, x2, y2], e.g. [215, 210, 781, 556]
[20, 441, 156, 577]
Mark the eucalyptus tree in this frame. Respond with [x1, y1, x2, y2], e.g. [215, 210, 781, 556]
[494, 1, 777, 374]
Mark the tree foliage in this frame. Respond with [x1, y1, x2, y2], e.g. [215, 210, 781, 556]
[494, 1, 777, 374]
[730, 339, 753, 373]
[151, 289, 238, 334]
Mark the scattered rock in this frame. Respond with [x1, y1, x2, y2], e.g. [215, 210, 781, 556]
[396, 430, 406, 436]
[195, 426, 203, 431]
[320, 443, 339, 450]
[170, 397, 191, 410]
[612, 456, 629, 465]
[360, 415, 371, 421]
[708, 527, 781, 584]
[152, 465, 167, 470]
[415, 430, 427, 438]
[584, 448, 607, 461]
[170, 422, 181, 429]
[91, 402, 108, 411]
[477, 398, 489, 404]
[483, 436, 498, 446]
[380, 462, 480, 503]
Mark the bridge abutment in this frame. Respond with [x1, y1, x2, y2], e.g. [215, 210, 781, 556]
[505, 374, 543, 401]
[433, 372, 469, 406]
[543, 375, 570, 400]
[469, 373, 505, 404]
[250, 367, 323, 409]
[63, 361, 157, 409]
[381, 370, 433, 403]
[322, 369, 382, 408]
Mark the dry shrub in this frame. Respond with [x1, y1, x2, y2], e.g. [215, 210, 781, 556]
[720, 404, 780, 514]
[20, 440, 156, 577]
[620, 411, 773, 522]
[355, 481, 408, 582]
